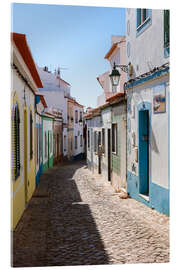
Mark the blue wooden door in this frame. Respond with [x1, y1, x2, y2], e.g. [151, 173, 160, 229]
[138, 110, 149, 195]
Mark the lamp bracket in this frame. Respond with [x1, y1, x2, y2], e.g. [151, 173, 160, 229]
[115, 64, 128, 73]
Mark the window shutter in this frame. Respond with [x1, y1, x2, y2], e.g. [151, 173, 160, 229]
[137, 9, 141, 27]
[164, 10, 169, 47]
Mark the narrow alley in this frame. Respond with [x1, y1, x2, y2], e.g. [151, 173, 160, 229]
[12, 160, 169, 267]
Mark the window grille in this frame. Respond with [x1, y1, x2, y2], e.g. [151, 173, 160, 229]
[14, 103, 20, 180]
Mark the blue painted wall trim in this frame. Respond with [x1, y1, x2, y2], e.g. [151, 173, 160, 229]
[150, 182, 169, 216]
[125, 67, 169, 90]
[36, 162, 43, 187]
[127, 171, 169, 215]
[127, 171, 150, 208]
[35, 95, 41, 105]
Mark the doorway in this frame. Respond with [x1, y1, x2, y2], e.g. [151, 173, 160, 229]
[138, 109, 150, 196]
[108, 128, 111, 181]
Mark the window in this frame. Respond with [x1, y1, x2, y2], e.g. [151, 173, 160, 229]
[88, 129, 90, 149]
[64, 135, 66, 151]
[164, 10, 169, 57]
[112, 124, 118, 154]
[13, 103, 20, 180]
[80, 134, 83, 147]
[30, 111, 33, 160]
[80, 111, 82, 121]
[75, 136, 78, 149]
[136, 9, 151, 35]
[102, 128, 105, 154]
[75, 110, 78, 123]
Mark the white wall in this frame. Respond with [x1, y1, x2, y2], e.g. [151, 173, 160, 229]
[127, 75, 169, 189]
[39, 90, 67, 124]
[126, 8, 169, 77]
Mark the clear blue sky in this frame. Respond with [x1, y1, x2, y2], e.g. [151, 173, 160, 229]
[12, 3, 126, 108]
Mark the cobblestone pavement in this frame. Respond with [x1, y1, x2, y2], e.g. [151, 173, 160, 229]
[12, 160, 169, 267]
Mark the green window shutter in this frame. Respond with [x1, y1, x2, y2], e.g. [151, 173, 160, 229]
[137, 9, 141, 27]
[164, 10, 169, 47]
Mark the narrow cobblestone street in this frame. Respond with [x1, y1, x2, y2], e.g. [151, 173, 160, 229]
[12, 160, 169, 267]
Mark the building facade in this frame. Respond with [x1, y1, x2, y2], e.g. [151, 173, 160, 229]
[42, 113, 54, 172]
[37, 66, 71, 158]
[11, 33, 43, 230]
[35, 93, 47, 186]
[125, 8, 170, 215]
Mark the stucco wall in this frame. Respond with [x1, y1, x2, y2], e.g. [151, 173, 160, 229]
[40, 90, 67, 124]
[126, 8, 169, 77]
[127, 75, 169, 189]
[11, 68, 36, 230]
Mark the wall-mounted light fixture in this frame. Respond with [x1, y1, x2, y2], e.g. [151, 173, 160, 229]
[109, 62, 130, 87]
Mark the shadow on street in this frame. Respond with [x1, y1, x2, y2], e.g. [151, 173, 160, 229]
[12, 159, 110, 267]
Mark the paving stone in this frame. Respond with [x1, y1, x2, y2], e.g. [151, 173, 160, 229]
[12, 159, 169, 267]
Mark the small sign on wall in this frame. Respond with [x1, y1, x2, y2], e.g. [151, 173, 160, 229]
[153, 83, 166, 114]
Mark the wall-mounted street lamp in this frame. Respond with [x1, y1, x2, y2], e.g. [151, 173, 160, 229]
[109, 62, 130, 87]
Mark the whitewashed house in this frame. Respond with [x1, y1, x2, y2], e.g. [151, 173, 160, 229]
[37, 67, 71, 158]
[85, 35, 127, 192]
[125, 8, 169, 215]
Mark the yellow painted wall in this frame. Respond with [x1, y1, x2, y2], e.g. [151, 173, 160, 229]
[11, 92, 26, 230]
[11, 89, 36, 230]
